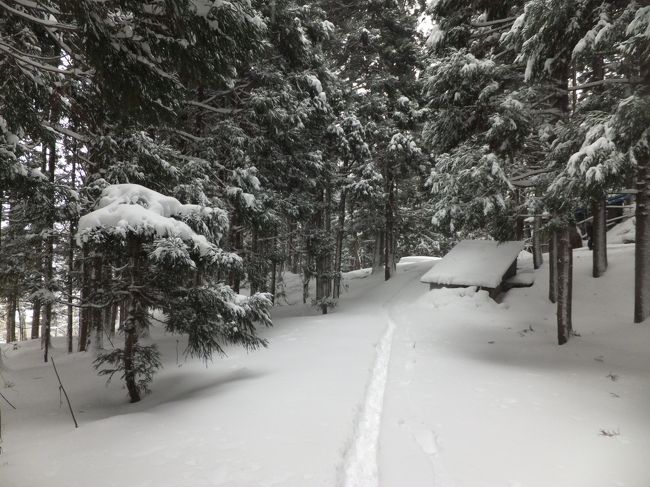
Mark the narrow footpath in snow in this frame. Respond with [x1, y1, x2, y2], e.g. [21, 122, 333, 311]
[340, 258, 442, 487]
[341, 318, 395, 487]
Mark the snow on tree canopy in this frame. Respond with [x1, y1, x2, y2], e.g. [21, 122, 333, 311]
[420, 240, 524, 289]
[77, 184, 224, 256]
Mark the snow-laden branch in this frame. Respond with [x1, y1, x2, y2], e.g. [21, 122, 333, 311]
[567, 78, 632, 92]
[186, 100, 243, 115]
[12, 0, 61, 16]
[470, 16, 517, 28]
[0, 42, 89, 76]
[510, 168, 555, 182]
[0, 0, 76, 31]
[42, 122, 89, 142]
[167, 128, 207, 143]
[200, 82, 252, 105]
[471, 23, 513, 38]
[0, 40, 61, 61]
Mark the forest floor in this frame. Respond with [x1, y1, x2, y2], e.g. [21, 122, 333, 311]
[1, 244, 649, 487]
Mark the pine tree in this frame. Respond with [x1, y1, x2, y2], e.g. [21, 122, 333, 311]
[323, 0, 426, 280]
[78, 184, 272, 402]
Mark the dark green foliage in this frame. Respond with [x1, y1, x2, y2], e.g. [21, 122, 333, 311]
[94, 344, 162, 395]
[166, 286, 272, 361]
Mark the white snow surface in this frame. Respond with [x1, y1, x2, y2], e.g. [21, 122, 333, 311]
[3, 245, 650, 487]
[420, 239, 524, 288]
[608, 216, 635, 244]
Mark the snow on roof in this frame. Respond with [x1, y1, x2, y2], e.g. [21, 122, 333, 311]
[77, 184, 216, 255]
[420, 240, 524, 289]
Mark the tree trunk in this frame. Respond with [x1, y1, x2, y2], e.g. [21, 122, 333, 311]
[591, 197, 608, 278]
[333, 190, 346, 299]
[514, 190, 524, 241]
[372, 230, 384, 274]
[42, 141, 56, 363]
[43, 300, 52, 362]
[67, 238, 75, 353]
[228, 209, 241, 293]
[118, 301, 127, 331]
[92, 254, 104, 351]
[67, 153, 77, 353]
[31, 300, 41, 340]
[110, 303, 118, 337]
[314, 188, 332, 314]
[384, 176, 396, 281]
[556, 226, 572, 344]
[548, 230, 557, 303]
[124, 237, 142, 403]
[5, 293, 17, 343]
[31, 211, 42, 341]
[250, 227, 259, 295]
[4, 201, 17, 343]
[635, 150, 650, 323]
[269, 261, 276, 304]
[78, 246, 91, 351]
[18, 304, 26, 341]
[287, 218, 299, 275]
[532, 216, 543, 269]
[123, 299, 141, 403]
[302, 265, 311, 304]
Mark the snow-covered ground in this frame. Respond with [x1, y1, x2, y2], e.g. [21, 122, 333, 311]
[1, 248, 649, 487]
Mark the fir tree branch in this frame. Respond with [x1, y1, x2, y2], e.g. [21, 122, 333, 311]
[470, 23, 513, 39]
[186, 100, 244, 115]
[510, 168, 555, 182]
[0, 0, 76, 31]
[167, 128, 207, 143]
[0, 42, 88, 76]
[12, 0, 61, 16]
[42, 122, 89, 142]
[0, 40, 61, 61]
[567, 78, 632, 92]
[470, 16, 517, 28]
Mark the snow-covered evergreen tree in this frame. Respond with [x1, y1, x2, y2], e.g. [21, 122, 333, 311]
[78, 184, 272, 402]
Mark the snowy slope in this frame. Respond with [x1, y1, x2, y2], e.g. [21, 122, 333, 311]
[380, 245, 650, 487]
[2, 248, 649, 487]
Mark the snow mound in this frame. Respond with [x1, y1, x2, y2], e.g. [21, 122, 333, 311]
[517, 250, 534, 263]
[416, 286, 504, 310]
[344, 268, 372, 280]
[398, 256, 441, 264]
[607, 216, 635, 244]
[506, 272, 535, 287]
